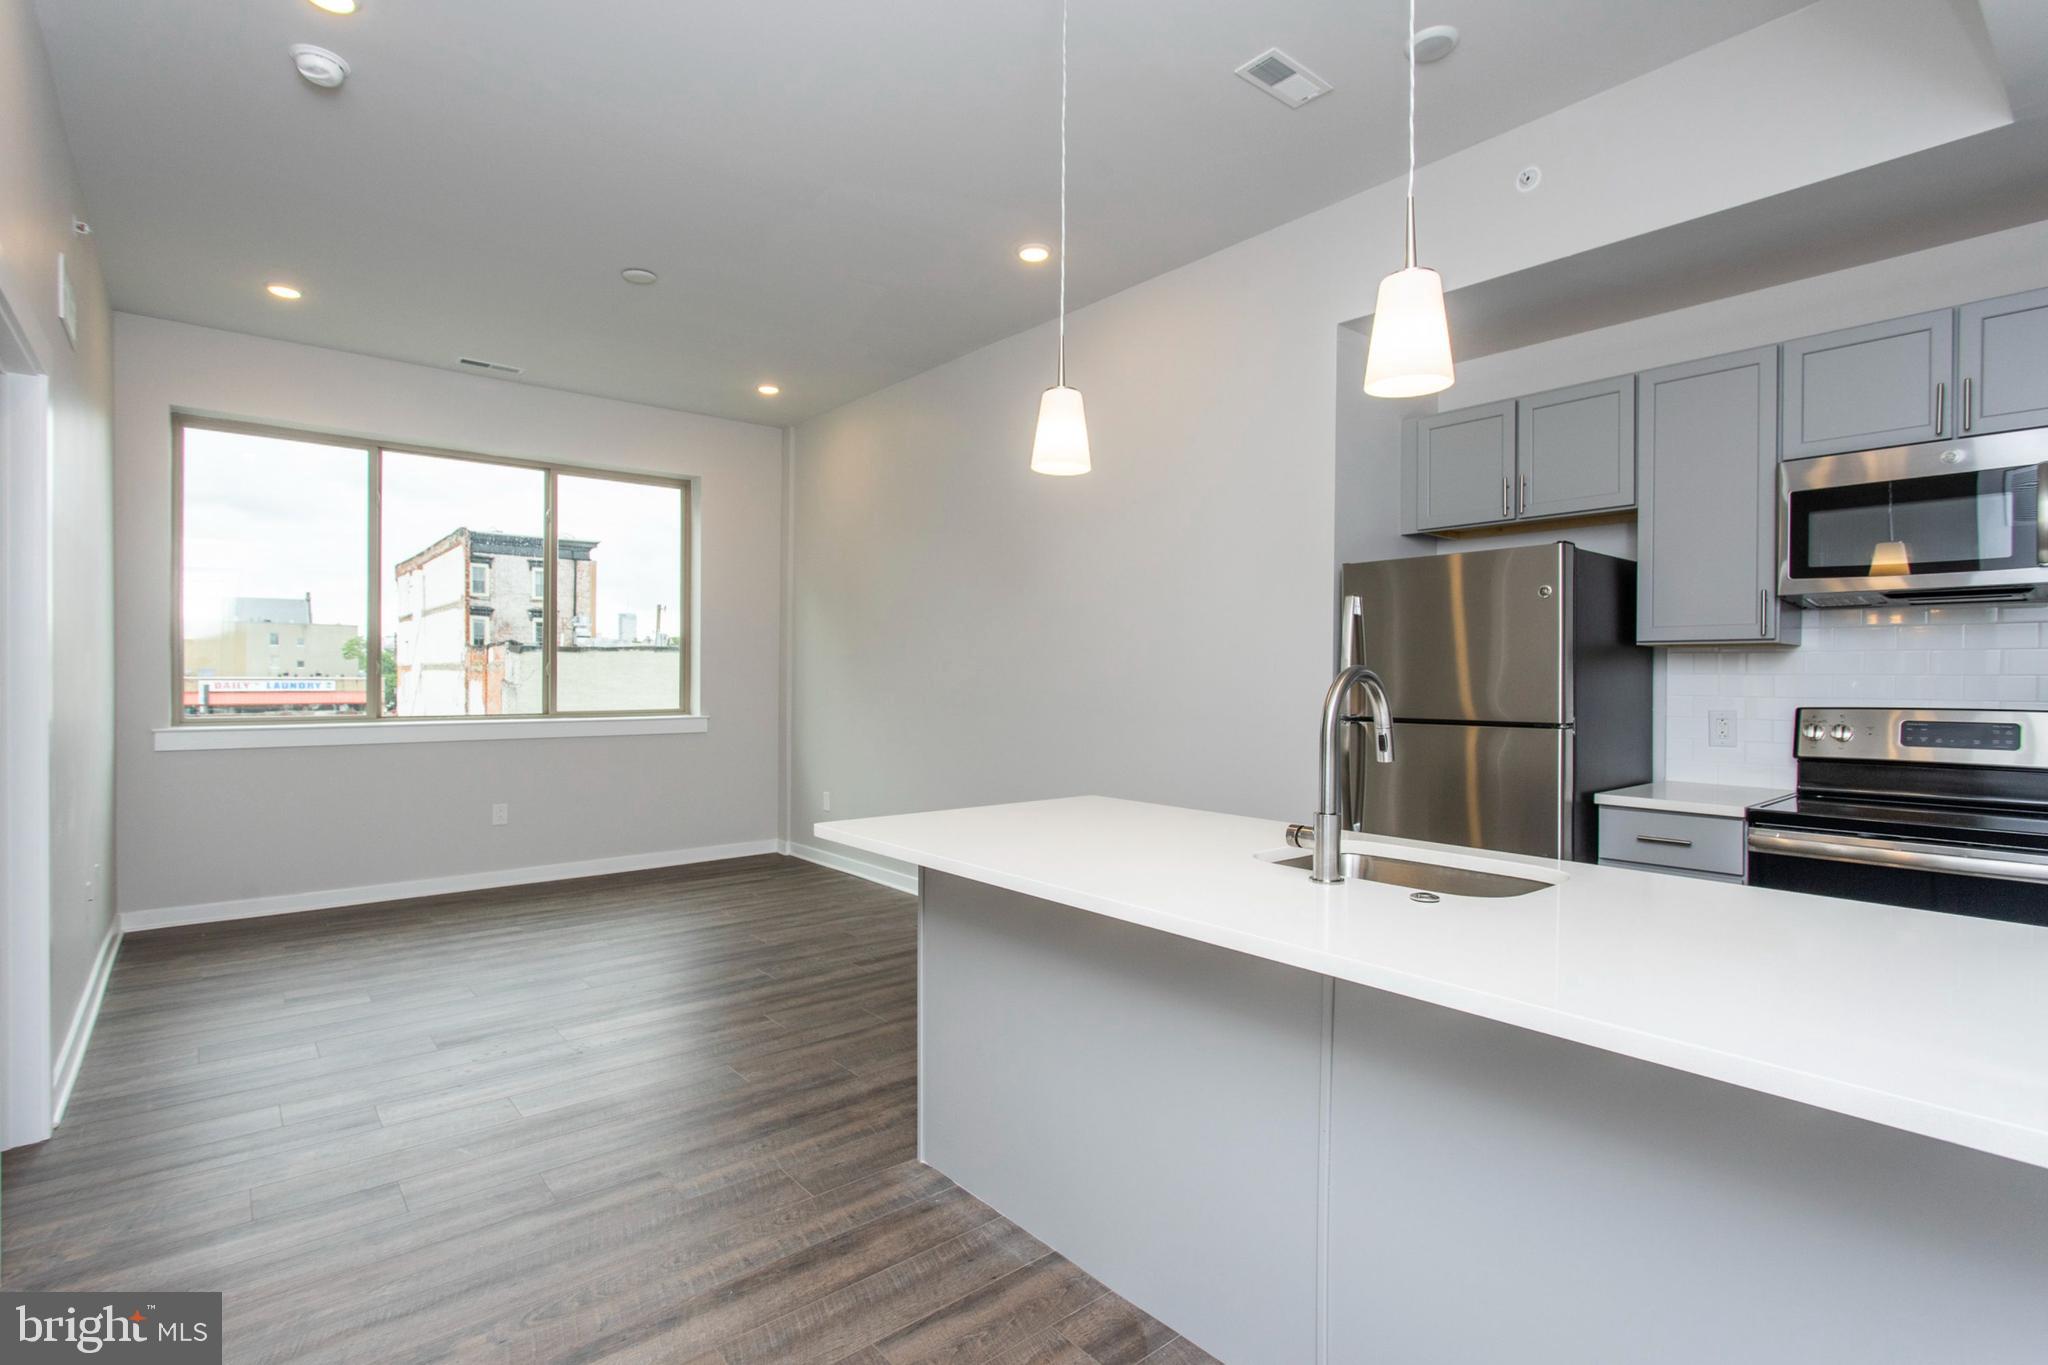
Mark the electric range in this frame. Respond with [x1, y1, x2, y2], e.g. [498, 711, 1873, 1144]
[1746, 707, 2048, 927]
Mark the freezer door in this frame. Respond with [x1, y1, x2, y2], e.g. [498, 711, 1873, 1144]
[1341, 544, 1569, 724]
[1348, 721, 1571, 860]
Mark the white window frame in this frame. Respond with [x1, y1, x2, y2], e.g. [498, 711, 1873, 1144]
[531, 563, 545, 599]
[469, 560, 491, 597]
[469, 613, 489, 647]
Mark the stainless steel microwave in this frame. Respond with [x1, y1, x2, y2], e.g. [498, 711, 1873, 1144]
[1778, 429, 2048, 607]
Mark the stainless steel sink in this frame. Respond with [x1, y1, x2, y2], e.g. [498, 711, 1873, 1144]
[1274, 851, 1549, 898]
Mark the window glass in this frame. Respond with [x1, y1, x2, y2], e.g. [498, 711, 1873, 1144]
[179, 427, 369, 717]
[382, 450, 546, 716]
[554, 473, 685, 712]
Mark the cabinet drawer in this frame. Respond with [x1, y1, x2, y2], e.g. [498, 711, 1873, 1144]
[1597, 808, 1745, 878]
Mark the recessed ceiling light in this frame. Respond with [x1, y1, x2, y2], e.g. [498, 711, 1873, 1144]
[756, 383, 781, 397]
[620, 268, 658, 286]
[1410, 25, 1460, 64]
[266, 283, 303, 300]
[308, 0, 358, 13]
[1018, 243, 1052, 265]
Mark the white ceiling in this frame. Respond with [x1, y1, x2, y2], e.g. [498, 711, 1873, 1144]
[34, 0, 1811, 424]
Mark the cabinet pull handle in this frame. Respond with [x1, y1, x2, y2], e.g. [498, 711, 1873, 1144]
[1521, 473, 1530, 512]
[1964, 377, 1974, 433]
[1758, 587, 1769, 638]
[1502, 476, 1510, 518]
[1636, 834, 1694, 848]
[1935, 381, 1945, 437]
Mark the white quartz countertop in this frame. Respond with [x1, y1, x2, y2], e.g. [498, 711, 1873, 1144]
[816, 796, 2048, 1170]
[1594, 781, 1791, 818]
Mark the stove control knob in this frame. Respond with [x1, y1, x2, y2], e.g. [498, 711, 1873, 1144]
[1830, 724, 1855, 742]
[1802, 722, 1826, 742]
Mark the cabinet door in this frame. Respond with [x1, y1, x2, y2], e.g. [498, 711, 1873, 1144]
[1515, 376, 1636, 519]
[1638, 347, 1796, 644]
[1403, 401, 1515, 533]
[1780, 309, 1953, 459]
[1959, 287, 2048, 436]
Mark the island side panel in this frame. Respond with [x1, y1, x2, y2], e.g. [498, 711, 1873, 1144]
[1327, 982, 2048, 1365]
[920, 871, 1326, 1363]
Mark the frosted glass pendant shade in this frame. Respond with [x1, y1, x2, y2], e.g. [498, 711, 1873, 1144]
[1869, 540, 1912, 576]
[1363, 265, 1455, 397]
[1030, 384, 1092, 476]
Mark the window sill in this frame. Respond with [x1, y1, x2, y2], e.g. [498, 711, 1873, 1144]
[154, 714, 709, 752]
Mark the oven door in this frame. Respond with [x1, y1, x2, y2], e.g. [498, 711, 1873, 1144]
[1746, 827, 2048, 927]
[1777, 430, 2048, 606]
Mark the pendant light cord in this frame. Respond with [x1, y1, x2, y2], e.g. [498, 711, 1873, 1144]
[1057, 0, 1069, 387]
[1404, 0, 1417, 268]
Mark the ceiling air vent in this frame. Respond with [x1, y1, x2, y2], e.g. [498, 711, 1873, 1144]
[456, 356, 523, 377]
[1235, 48, 1331, 109]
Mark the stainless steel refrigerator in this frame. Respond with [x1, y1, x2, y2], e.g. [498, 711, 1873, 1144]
[1338, 542, 1650, 862]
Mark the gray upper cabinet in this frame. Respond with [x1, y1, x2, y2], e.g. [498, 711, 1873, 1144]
[1780, 309, 1954, 459]
[1959, 287, 2048, 437]
[1515, 376, 1635, 520]
[1403, 401, 1515, 533]
[1638, 346, 1797, 645]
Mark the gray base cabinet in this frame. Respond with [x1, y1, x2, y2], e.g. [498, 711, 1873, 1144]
[1403, 401, 1515, 532]
[1781, 308, 1954, 458]
[1516, 375, 1636, 519]
[1960, 287, 2048, 436]
[922, 872, 2048, 1365]
[1638, 346, 1797, 644]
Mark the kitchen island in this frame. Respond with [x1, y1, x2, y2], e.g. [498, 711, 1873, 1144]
[817, 796, 2048, 1364]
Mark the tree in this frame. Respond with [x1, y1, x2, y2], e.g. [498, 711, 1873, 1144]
[341, 636, 398, 711]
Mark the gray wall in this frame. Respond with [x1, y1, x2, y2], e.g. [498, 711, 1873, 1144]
[0, 0, 116, 1040]
[112, 316, 786, 917]
[787, 0, 2011, 876]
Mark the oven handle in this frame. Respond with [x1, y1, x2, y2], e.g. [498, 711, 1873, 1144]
[1747, 828, 2048, 885]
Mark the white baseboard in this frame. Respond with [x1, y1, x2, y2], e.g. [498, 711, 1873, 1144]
[783, 839, 919, 895]
[118, 838, 784, 935]
[52, 918, 121, 1127]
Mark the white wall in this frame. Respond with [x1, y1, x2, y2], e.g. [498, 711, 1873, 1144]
[1448, 217, 2048, 789]
[113, 315, 785, 917]
[0, 0, 115, 1056]
[788, 0, 2012, 874]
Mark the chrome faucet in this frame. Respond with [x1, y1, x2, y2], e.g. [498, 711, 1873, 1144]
[1311, 596, 1395, 883]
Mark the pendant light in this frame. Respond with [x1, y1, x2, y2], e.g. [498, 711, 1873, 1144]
[1030, 0, 1092, 475]
[1363, 0, 1455, 398]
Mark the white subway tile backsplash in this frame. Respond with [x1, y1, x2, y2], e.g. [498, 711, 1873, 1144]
[1962, 622, 2040, 649]
[1664, 604, 2048, 788]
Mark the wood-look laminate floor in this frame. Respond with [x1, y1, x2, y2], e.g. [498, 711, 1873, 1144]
[1, 855, 1221, 1365]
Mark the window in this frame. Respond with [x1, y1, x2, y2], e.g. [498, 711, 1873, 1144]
[555, 472, 685, 713]
[177, 425, 370, 718]
[173, 416, 692, 724]
[383, 449, 545, 717]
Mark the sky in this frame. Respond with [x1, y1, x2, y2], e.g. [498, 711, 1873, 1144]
[182, 427, 686, 647]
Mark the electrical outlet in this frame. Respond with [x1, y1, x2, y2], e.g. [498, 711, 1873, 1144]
[1708, 710, 1738, 749]
[491, 802, 510, 826]
[822, 791, 832, 813]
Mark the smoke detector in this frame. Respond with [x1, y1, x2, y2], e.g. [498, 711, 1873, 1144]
[289, 44, 350, 89]
[1409, 25, 1461, 64]
[1235, 49, 1332, 109]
